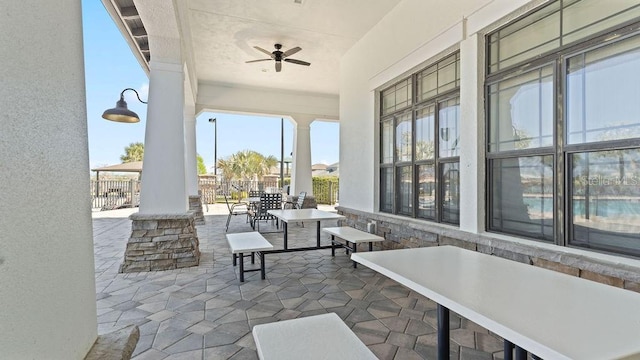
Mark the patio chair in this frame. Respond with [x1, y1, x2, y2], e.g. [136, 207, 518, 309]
[293, 191, 307, 209]
[249, 193, 282, 231]
[224, 195, 249, 232]
[293, 191, 307, 227]
[248, 190, 264, 197]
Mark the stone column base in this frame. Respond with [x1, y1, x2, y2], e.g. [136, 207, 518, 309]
[189, 195, 205, 225]
[120, 213, 200, 273]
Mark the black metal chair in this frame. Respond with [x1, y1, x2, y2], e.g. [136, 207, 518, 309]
[293, 191, 307, 209]
[224, 195, 249, 232]
[249, 193, 282, 231]
[293, 191, 307, 227]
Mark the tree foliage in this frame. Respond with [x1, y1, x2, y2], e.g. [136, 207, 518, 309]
[197, 154, 207, 175]
[120, 142, 207, 175]
[120, 142, 144, 162]
[217, 150, 278, 181]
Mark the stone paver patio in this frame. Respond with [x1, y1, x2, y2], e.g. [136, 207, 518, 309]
[93, 205, 505, 359]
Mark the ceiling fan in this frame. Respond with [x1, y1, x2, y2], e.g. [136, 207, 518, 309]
[246, 43, 310, 72]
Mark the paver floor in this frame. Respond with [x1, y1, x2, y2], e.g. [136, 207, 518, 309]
[93, 206, 505, 359]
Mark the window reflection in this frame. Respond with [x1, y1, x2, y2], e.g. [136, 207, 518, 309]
[570, 149, 640, 254]
[397, 166, 413, 215]
[438, 98, 460, 158]
[418, 165, 435, 219]
[441, 162, 460, 224]
[415, 106, 435, 161]
[488, 65, 554, 152]
[395, 113, 412, 162]
[489, 156, 554, 240]
[380, 168, 393, 213]
[566, 35, 640, 144]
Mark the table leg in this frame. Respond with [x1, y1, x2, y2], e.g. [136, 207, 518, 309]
[260, 252, 266, 280]
[233, 253, 237, 266]
[515, 346, 527, 360]
[283, 221, 288, 250]
[352, 242, 358, 268]
[239, 252, 245, 282]
[437, 304, 449, 360]
[503, 340, 514, 360]
[316, 221, 321, 248]
[369, 241, 373, 251]
[251, 252, 255, 264]
[331, 235, 336, 256]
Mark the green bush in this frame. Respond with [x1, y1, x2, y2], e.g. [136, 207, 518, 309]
[313, 176, 339, 204]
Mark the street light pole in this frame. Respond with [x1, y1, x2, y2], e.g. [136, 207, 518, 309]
[208, 118, 217, 176]
[280, 118, 284, 189]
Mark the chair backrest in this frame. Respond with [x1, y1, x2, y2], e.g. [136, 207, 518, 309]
[258, 193, 282, 213]
[223, 194, 233, 212]
[297, 191, 307, 209]
[249, 190, 264, 198]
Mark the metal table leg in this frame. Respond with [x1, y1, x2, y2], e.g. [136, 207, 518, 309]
[437, 304, 449, 360]
[283, 222, 288, 249]
[504, 340, 514, 360]
[239, 252, 245, 282]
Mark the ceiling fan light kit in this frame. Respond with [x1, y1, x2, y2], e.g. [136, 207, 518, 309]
[246, 43, 310, 72]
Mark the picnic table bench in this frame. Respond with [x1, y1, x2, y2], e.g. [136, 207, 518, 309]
[225, 232, 273, 282]
[252, 312, 377, 360]
[322, 226, 385, 268]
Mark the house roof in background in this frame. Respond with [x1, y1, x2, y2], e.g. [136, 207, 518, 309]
[91, 161, 143, 173]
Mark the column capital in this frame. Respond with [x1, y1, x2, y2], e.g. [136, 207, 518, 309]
[289, 114, 315, 127]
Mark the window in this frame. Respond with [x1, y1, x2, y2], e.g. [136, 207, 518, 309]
[379, 53, 460, 224]
[487, 0, 640, 256]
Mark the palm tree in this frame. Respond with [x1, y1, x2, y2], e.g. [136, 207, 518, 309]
[217, 150, 278, 181]
[120, 142, 144, 162]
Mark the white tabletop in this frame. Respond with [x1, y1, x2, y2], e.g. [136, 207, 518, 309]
[267, 209, 345, 222]
[323, 227, 385, 243]
[352, 246, 640, 360]
[252, 312, 377, 360]
[225, 232, 273, 254]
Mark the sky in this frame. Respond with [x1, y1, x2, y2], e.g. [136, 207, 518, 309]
[81, 1, 339, 172]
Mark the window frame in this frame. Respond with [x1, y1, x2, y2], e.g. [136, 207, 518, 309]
[485, 0, 640, 256]
[378, 52, 461, 224]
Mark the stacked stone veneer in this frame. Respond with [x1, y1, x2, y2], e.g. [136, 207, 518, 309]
[120, 213, 200, 273]
[336, 206, 640, 293]
[189, 195, 205, 225]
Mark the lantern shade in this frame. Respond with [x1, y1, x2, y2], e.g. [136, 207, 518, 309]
[101, 88, 147, 123]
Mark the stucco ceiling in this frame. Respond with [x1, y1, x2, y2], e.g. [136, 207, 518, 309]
[109, 0, 402, 96]
[188, 0, 402, 95]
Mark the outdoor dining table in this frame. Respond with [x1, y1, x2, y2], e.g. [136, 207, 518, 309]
[267, 209, 345, 251]
[352, 246, 640, 360]
[240, 197, 261, 204]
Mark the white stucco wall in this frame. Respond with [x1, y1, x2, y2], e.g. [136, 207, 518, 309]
[339, 0, 535, 214]
[0, 0, 98, 358]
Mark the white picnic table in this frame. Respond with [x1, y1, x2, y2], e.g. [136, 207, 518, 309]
[267, 209, 345, 250]
[352, 246, 640, 360]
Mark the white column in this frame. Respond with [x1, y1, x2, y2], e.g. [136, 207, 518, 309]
[459, 33, 485, 233]
[291, 115, 314, 195]
[139, 61, 188, 214]
[184, 105, 199, 196]
[0, 0, 97, 358]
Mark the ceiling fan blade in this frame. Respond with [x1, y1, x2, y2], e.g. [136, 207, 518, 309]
[282, 46, 301, 58]
[246, 58, 272, 63]
[275, 61, 282, 72]
[254, 46, 274, 58]
[284, 58, 310, 66]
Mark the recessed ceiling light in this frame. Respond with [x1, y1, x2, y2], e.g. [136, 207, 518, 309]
[294, 0, 303, 4]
